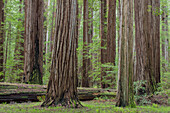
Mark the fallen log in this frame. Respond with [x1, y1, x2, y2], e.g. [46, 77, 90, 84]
[0, 82, 116, 103]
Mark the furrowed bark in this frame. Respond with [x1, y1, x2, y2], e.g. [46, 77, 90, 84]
[116, 0, 135, 107]
[100, 0, 107, 88]
[41, 0, 82, 108]
[134, 0, 160, 94]
[24, 0, 44, 84]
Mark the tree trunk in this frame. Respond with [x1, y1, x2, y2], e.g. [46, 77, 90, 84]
[152, 0, 160, 84]
[24, 0, 44, 84]
[88, 1, 93, 87]
[161, 1, 169, 73]
[49, 0, 56, 56]
[41, 0, 82, 108]
[106, 0, 116, 88]
[100, 0, 107, 88]
[45, 0, 51, 65]
[0, 0, 4, 82]
[134, 0, 160, 94]
[82, 0, 89, 87]
[116, 0, 135, 107]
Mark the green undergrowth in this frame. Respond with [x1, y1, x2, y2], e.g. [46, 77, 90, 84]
[0, 101, 169, 113]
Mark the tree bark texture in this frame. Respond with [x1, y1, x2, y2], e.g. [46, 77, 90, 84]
[88, 1, 93, 87]
[116, 0, 135, 107]
[41, 0, 82, 108]
[82, 0, 89, 87]
[134, 0, 160, 94]
[161, 2, 169, 72]
[0, 0, 4, 82]
[100, 0, 107, 88]
[106, 0, 116, 88]
[24, 0, 44, 84]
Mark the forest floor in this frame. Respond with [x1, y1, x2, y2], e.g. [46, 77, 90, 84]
[0, 83, 169, 112]
[0, 98, 169, 113]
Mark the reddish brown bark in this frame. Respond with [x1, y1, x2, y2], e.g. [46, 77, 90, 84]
[41, 0, 81, 108]
[24, 0, 44, 84]
[82, 0, 89, 87]
[106, 0, 116, 88]
[134, 0, 160, 94]
[0, 0, 4, 82]
[100, 0, 107, 88]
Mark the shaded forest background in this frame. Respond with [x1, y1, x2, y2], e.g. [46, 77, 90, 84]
[0, 0, 169, 103]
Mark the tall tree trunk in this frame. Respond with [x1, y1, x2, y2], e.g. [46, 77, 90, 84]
[134, 0, 160, 94]
[24, 0, 44, 84]
[0, 0, 4, 82]
[106, 0, 116, 88]
[116, 0, 135, 107]
[77, 4, 82, 87]
[49, 0, 56, 55]
[100, 0, 107, 88]
[82, 0, 89, 87]
[88, 0, 93, 87]
[161, 1, 169, 72]
[41, 0, 82, 108]
[45, 0, 51, 65]
[152, 0, 160, 84]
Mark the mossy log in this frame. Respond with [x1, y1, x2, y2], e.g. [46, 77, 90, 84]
[0, 82, 116, 103]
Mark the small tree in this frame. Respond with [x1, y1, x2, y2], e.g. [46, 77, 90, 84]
[0, 0, 4, 82]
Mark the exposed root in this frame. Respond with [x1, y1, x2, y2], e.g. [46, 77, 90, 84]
[41, 97, 83, 108]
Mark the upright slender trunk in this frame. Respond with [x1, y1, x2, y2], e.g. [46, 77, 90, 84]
[45, 0, 51, 64]
[161, 2, 169, 72]
[82, 0, 89, 87]
[24, 0, 44, 84]
[49, 0, 56, 55]
[0, 0, 4, 81]
[88, 1, 93, 87]
[106, 0, 116, 88]
[116, 0, 135, 107]
[100, 0, 107, 88]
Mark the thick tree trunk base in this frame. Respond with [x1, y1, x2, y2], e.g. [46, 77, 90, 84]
[41, 96, 83, 108]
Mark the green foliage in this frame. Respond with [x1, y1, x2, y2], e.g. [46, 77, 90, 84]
[3, 0, 24, 83]
[133, 80, 152, 106]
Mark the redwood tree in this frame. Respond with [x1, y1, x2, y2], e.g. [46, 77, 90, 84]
[116, 0, 135, 107]
[106, 0, 116, 88]
[162, 0, 169, 72]
[100, 0, 107, 88]
[41, 0, 82, 108]
[24, 0, 44, 84]
[82, 0, 89, 87]
[134, 0, 160, 94]
[0, 0, 4, 82]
